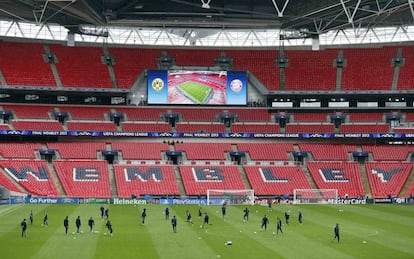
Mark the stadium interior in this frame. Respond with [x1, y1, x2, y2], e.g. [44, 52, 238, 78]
[0, 0, 414, 201]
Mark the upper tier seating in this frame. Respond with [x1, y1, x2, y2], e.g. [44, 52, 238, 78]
[50, 45, 112, 88]
[0, 143, 42, 159]
[231, 109, 271, 122]
[115, 107, 165, 121]
[59, 106, 109, 120]
[284, 49, 337, 91]
[393, 128, 414, 134]
[244, 166, 312, 195]
[66, 121, 118, 132]
[285, 123, 335, 133]
[12, 120, 64, 131]
[341, 47, 396, 90]
[230, 123, 280, 133]
[47, 142, 106, 159]
[237, 143, 294, 160]
[0, 124, 10, 130]
[174, 143, 233, 160]
[122, 122, 171, 133]
[3, 42, 414, 92]
[298, 144, 356, 161]
[292, 113, 329, 122]
[0, 159, 59, 196]
[53, 160, 111, 198]
[361, 145, 414, 161]
[347, 112, 384, 122]
[226, 49, 280, 91]
[179, 165, 246, 195]
[176, 122, 226, 133]
[172, 108, 221, 122]
[307, 161, 365, 197]
[108, 47, 159, 88]
[404, 112, 414, 122]
[0, 41, 55, 86]
[365, 162, 412, 197]
[1, 104, 53, 119]
[397, 46, 414, 90]
[111, 142, 168, 160]
[339, 123, 389, 134]
[114, 165, 180, 197]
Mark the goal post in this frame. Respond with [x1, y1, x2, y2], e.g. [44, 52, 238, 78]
[206, 189, 255, 205]
[293, 189, 338, 204]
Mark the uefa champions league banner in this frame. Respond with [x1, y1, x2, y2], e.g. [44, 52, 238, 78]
[0, 130, 410, 139]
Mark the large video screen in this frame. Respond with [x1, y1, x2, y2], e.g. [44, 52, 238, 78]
[147, 70, 247, 105]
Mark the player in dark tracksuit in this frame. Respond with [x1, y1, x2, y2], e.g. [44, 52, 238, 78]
[198, 207, 203, 220]
[261, 215, 269, 231]
[186, 210, 193, 224]
[165, 207, 170, 220]
[141, 208, 147, 224]
[88, 217, 95, 232]
[276, 217, 283, 234]
[332, 223, 340, 242]
[284, 211, 290, 225]
[64, 216, 69, 235]
[221, 204, 227, 219]
[29, 211, 33, 225]
[76, 216, 81, 233]
[105, 208, 109, 219]
[43, 212, 48, 227]
[21, 218, 27, 238]
[171, 216, 177, 233]
[106, 220, 113, 236]
[298, 210, 303, 224]
[243, 207, 250, 222]
[202, 213, 210, 228]
[100, 205, 105, 219]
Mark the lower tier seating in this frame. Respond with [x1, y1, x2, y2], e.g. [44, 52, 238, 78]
[53, 160, 111, 198]
[0, 159, 59, 196]
[0, 171, 24, 193]
[307, 161, 365, 197]
[114, 165, 180, 197]
[365, 162, 412, 197]
[244, 166, 312, 195]
[179, 165, 246, 195]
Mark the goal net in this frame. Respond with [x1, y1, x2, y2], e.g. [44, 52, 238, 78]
[293, 189, 338, 204]
[206, 189, 254, 205]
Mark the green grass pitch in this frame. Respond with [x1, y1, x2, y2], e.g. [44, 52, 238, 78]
[177, 81, 212, 104]
[1, 204, 413, 259]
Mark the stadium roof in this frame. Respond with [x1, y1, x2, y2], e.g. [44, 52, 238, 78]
[0, 0, 413, 34]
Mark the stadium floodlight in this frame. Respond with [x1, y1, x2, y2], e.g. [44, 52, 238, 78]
[201, 0, 211, 9]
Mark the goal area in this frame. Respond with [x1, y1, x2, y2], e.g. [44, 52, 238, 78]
[206, 189, 254, 205]
[293, 189, 338, 204]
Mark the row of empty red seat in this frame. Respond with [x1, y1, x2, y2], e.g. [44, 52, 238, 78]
[3, 104, 414, 124]
[2, 142, 414, 161]
[1, 41, 414, 90]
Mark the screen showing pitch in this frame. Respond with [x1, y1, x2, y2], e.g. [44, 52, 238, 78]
[147, 70, 247, 105]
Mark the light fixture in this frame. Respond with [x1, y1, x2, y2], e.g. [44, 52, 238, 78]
[201, 0, 211, 9]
